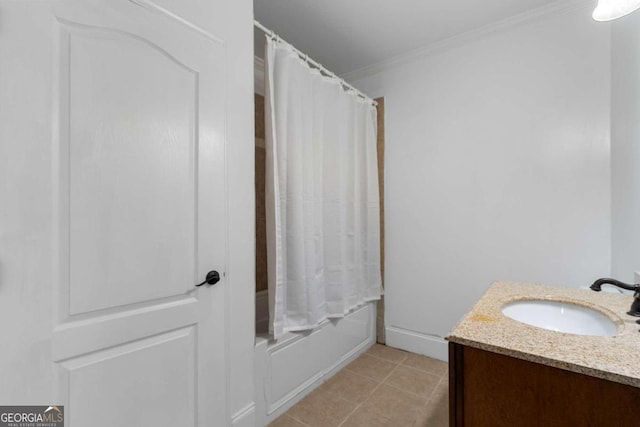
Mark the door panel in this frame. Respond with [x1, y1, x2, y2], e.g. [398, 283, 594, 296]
[60, 327, 196, 427]
[52, 298, 197, 361]
[67, 28, 197, 315]
[51, 0, 227, 424]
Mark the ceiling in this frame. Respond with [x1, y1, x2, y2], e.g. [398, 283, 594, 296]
[254, 0, 581, 75]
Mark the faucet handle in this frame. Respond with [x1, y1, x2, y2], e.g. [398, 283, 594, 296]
[628, 291, 640, 317]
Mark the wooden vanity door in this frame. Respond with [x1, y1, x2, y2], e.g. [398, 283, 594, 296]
[449, 342, 640, 426]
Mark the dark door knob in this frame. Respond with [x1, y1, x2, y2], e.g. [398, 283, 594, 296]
[196, 270, 220, 287]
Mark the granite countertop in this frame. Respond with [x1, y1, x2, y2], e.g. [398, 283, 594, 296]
[446, 281, 640, 388]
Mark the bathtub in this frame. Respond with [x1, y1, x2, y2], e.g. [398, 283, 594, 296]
[254, 290, 377, 426]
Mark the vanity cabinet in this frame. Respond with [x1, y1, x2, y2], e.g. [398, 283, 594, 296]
[449, 342, 640, 426]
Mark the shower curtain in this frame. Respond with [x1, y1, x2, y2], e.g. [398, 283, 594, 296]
[265, 37, 382, 339]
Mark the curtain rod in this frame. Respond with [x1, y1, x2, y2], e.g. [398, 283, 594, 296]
[254, 20, 377, 107]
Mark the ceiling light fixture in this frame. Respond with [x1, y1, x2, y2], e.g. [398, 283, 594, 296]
[593, 0, 640, 21]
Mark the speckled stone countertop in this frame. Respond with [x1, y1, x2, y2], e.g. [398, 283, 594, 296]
[446, 281, 640, 388]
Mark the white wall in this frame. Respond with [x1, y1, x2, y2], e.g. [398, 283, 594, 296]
[350, 4, 611, 359]
[227, 1, 257, 425]
[611, 12, 640, 284]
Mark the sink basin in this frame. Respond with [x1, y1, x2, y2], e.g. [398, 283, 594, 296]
[501, 299, 618, 336]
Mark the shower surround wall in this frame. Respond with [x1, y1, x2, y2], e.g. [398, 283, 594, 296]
[348, 3, 611, 360]
[255, 94, 268, 293]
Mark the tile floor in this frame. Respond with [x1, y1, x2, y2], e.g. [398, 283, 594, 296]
[269, 344, 449, 427]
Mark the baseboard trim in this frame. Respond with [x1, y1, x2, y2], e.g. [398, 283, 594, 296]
[231, 402, 256, 427]
[385, 326, 448, 362]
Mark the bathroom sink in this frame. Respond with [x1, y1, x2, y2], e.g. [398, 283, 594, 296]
[501, 299, 618, 336]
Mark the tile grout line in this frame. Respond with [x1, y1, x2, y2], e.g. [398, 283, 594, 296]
[283, 413, 311, 427]
[344, 354, 443, 404]
[395, 361, 445, 379]
[364, 349, 410, 365]
[284, 353, 405, 427]
[276, 348, 448, 427]
[280, 351, 400, 427]
[336, 357, 406, 427]
[422, 376, 444, 406]
[423, 371, 449, 406]
[367, 349, 447, 377]
[376, 356, 448, 424]
[383, 379, 432, 398]
[380, 357, 444, 404]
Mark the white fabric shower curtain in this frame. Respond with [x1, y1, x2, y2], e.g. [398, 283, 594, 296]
[265, 38, 382, 339]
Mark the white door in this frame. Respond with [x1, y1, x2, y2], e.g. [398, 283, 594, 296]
[50, 0, 227, 425]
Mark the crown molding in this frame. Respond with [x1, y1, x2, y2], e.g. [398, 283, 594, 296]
[255, 56, 265, 95]
[342, 0, 592, 82]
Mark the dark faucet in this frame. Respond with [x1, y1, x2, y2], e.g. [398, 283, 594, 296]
[590, 278, 640, 317]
